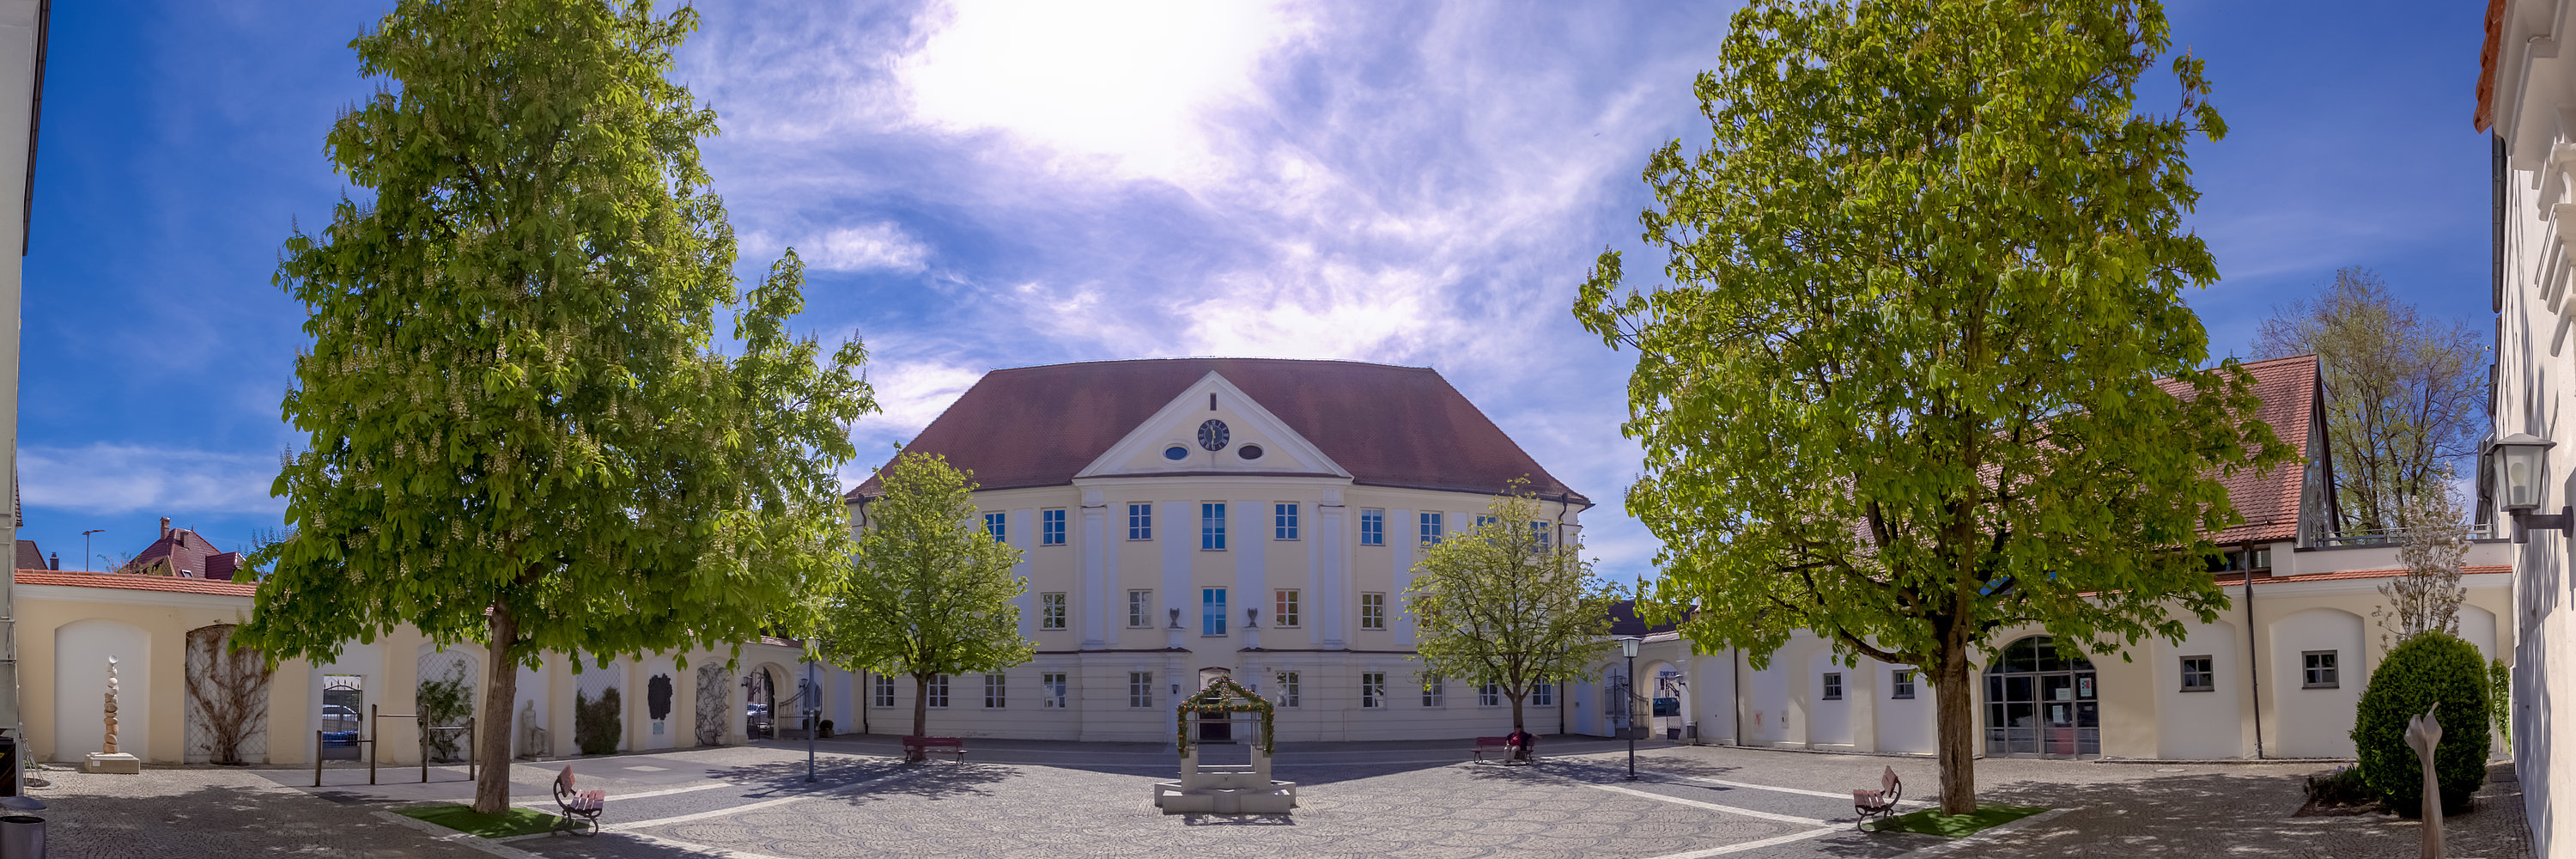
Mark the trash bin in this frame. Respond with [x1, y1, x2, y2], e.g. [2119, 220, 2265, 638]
[0, 813, 42, 858]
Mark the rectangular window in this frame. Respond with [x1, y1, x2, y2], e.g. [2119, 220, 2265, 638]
[1532, 521, 1550, 547]
[1202, 587, 1228, 636]
[1361, 672, 1386, 709]
[1127, 589, 1153, 628]
[1531, 681, 1554, 707]
[1042, 672, 1067, 709]
[872, 674, 896, 708]
[1274, 503, 1299, 540]
[1128, 672, 1155, 708]
[1127, 503, 1153, 540]
[983, 673, 1006, 709]
[1040, 592, 1067, 631]
[1419, 512, 1444, 545]
[1360, 509, 1385, 545]
[1422, 675, 1445, 708]
[2304, 651, 2339, 689]
[1274, 671, 1301, 707]
[2180, 655, 2215, 691]
[1477, 515, 1497, 528]
[1479, 683, 1502, 708]
[927, 674, 951, 709]
[1360, 593, 1387, 630]
[1201, 503, 1227, 551]
[984, 512, 1007, 544]
[1891, 670, 1917, 700]
[1821, 672, 1844, 701]
[1042, 509, 1067, 545]
[1274, 589, 1301, 628]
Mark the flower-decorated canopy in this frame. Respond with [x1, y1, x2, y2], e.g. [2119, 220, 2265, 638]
[1175, 675, 1276, 757]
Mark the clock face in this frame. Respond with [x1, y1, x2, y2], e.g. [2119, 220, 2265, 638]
[1197, 419, 1230, 451]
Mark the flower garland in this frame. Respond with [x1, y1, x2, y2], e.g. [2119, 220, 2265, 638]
[1173, 676, 1277, 757]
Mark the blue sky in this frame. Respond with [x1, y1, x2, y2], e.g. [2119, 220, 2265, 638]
[16, 1, 2493, 578]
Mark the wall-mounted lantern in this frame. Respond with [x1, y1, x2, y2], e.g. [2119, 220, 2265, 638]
[2488, 432, 2571, 543]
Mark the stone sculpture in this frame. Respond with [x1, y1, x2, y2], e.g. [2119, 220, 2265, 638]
[85, 655, 141, 773]
[2403, 704, 2443, 859]
[100, 656, 118, 754]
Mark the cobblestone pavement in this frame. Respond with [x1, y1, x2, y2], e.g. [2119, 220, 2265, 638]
[28, 765, 496, 859]
[25, 739, 2543, 858]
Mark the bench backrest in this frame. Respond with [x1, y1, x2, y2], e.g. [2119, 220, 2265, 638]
[555, 765, 576, 794]
[1881, 766, 1899, 795]
[1475, 736, 1510, 745]
[904, 735, 963, 746]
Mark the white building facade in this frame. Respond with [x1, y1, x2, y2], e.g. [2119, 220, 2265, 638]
[2480, 2, 2576, 853]
[844, 358, 1590, 742]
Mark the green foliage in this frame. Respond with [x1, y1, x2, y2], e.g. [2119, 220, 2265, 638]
[2491, 657, 2512, 745]
[819, 453, 1034, 738]
[416, 662, 475, 762]
[574, 686, 623, 756]
[1571, 0, 2290, 813]
[2303, 765, 2372, 808]
[398, 804, 565, 838]
[2352, 632, 2489, 816]
[1868, 805, 2049, 838]
[1406, 488, 1619, 730]
[236, 0, 876, 814]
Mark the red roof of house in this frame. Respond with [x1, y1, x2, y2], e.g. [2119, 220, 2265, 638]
[2167, 355, 2320, 545]
[15, 570, 258, 597]
[2476, 0, 2508, 131]
[120, 523, 246, 582]
[848, 358, 1586, 503]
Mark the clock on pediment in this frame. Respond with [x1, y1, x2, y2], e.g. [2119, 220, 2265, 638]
[1197, 419, 1230, 452]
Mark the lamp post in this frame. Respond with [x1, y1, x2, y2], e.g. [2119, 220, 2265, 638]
[2488, 433, 2572, 543]
[1619, 637, 1641, 781]
[81, 530, 101, 571]
[803, 644, 821, 783]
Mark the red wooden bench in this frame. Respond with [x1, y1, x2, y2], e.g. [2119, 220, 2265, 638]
[902, 735, 967, 763]
[1853, 766, 1902, 831]
[1470, 734, 1534, 765]
[553, 765, 606, 836]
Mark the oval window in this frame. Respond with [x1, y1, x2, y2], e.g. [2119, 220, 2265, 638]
[1238, 444, 1264, 460]
[1163, 445, 1189, 461]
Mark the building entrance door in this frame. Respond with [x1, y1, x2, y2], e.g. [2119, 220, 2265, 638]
[1984, 636, 2099, 758]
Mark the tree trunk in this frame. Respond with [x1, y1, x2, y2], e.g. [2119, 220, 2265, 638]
[1509, 691, 1526, 733]
[1934, 637, 1978, 815]
[909, 673, 930, 761]
[471, 601, 519, 815]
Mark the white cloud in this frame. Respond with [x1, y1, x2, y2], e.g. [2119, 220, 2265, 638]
[802, 222, 933, 272]
[897, 0, 1309, 184]
[21, 444, 285, 516]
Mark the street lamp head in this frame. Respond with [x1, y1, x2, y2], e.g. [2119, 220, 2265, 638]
[2488, 432, 2556, 513]
[1619, 637, 1641, 659]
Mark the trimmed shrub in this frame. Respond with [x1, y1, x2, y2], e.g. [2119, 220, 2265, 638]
[2303, 765, 2372, 808]
[2351, 631, 2489, 816]
[574, 687, 623, 756]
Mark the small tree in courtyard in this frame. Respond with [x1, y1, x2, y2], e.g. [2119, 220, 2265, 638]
[1572, 0, 2294, 814]
[239, 0, 877, 815]
[2376, 482, 2470, 648]
[1407, 488, 1619, 734]
[823, 453, 1033, 756]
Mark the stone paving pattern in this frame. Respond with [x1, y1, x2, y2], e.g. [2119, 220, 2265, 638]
[19, 737, 2543, 858]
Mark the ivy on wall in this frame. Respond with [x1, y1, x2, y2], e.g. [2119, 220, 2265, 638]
[574, 687, 623, 756]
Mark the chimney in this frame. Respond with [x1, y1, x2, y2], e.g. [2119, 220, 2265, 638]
[47, 552, 58, 570]
[160, 517, 172, 539]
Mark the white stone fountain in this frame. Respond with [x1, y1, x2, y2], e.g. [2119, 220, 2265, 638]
[1151, 677, 1295, 814]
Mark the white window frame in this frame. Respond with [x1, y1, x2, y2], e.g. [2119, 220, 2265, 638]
[1042, 672, 1067, 709]
[1361, 672, 1385, 709]
[1275, 503, 1299, 540]
[983, 673, 1006, 709]
[1127, 503, 1153, 540]
[1127, 589, 1153, 628]
[1040, 592, 1067, 631]
[1360, 592, 1387, 630]
[1041, 509, 1066, 545]
[1274, 588, 1301, 628]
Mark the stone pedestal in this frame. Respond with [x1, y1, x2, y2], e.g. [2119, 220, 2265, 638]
[82, 752, 140, 775]
[1151, 748, 1297, 814]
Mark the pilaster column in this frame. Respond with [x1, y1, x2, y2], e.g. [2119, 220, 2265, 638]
[1081, 489, 1108, 647]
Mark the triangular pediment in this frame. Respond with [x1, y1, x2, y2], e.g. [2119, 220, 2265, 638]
[1075, 371, 1350, 479]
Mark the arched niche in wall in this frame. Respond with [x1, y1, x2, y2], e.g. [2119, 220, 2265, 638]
[55, 618, 150, 763]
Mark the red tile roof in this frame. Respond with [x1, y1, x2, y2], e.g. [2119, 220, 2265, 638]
[2257, 564, 2512, 586]
[848, 358, 1586, 503]
[2476, 0, 2508, 132]
[121, 525, 246, 582]
[2171, 355, 2320, 545]
[15, 570, 258, 597]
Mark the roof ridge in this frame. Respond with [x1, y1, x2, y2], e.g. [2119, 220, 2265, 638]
[982, 356, 1436, 375]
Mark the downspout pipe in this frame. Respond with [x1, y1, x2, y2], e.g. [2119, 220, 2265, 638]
[2243, 540, 2263, 760]
[1732, 647, 1743, 746]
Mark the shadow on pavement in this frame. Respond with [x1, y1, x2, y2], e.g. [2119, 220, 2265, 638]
[39, 781, 488, 858]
